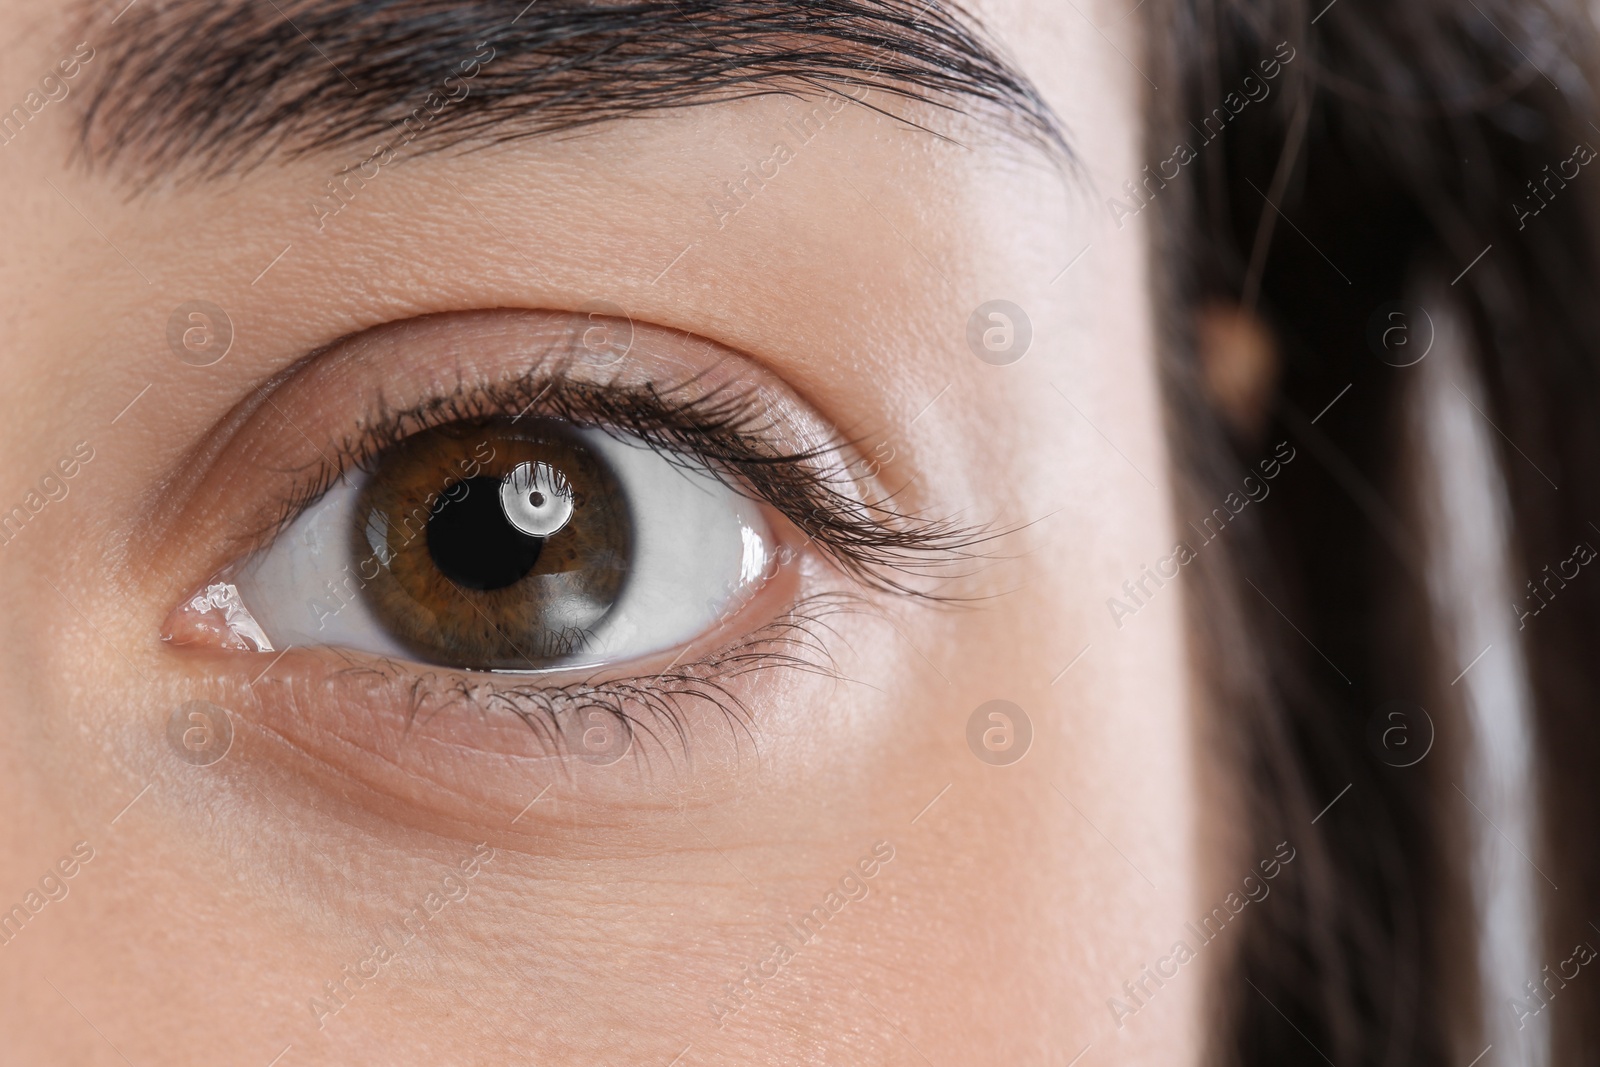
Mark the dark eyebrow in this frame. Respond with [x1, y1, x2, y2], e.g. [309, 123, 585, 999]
[77, 0, 1070, 180]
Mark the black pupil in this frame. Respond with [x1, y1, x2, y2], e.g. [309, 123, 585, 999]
[426, 477, 544, 591]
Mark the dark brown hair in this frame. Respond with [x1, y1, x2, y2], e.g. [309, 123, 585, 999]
[1151, 0, 1600, 1062]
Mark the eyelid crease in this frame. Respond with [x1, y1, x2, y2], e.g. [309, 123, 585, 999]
[263, 365, 996, 599]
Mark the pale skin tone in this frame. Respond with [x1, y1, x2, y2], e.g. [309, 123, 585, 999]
[0, 1, 1206, 1063]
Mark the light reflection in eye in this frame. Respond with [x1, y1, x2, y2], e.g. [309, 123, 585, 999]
[177, 418, 774, 672]
[499, 460, 576, 537]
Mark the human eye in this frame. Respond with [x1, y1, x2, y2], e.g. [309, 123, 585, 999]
[158, 309, 979, 775]
[195, 414, 774, 672]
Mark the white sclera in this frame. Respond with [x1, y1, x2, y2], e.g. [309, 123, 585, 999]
[230, 428, 772, 671]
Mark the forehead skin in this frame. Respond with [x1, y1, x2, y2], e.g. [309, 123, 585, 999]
[0, 1, 1201, 1065]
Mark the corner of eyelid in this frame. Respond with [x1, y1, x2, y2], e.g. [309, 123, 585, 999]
[163, 580, 275, 653]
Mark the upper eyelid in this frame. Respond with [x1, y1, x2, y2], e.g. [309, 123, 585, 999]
[147, 308, 989, 604]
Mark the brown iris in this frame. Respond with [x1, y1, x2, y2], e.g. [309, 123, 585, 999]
[354, 418, 632, 669]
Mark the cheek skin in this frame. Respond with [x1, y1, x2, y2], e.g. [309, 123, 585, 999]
[0, 4, 1199, 1067]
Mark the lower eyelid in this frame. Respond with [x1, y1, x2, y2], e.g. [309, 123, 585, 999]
[178, 584, 824, 839]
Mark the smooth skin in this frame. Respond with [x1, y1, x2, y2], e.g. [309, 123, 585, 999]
[0, 0, 1206, 1063]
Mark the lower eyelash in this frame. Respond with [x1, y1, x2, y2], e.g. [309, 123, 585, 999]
[316, 592, 865, 764]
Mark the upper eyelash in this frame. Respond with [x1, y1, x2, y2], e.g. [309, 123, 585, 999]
[264, 367, 995, 597]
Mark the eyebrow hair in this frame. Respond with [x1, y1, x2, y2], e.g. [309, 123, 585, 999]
[77, 0, 1070, 180]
